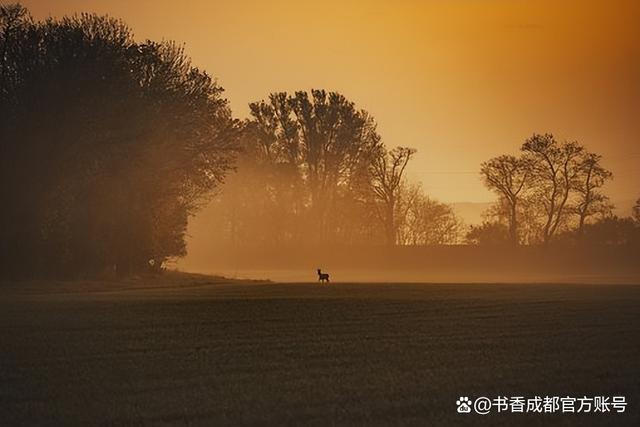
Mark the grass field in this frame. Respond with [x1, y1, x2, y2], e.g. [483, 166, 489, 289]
[1, 274, 638, 425]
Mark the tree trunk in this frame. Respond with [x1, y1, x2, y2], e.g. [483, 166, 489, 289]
[385, 201, 395, 246]
[577, 211, 586, 237]
[509, 201, 518, 246]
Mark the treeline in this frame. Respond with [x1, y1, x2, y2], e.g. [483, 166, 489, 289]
[207, 91, 461, 248]
[205, 110, 640, 250]
[0, 5, 237, 277]
[0, 5, 458, 278]
[472, 134, 640, 247]
[1, 5, 637, 278]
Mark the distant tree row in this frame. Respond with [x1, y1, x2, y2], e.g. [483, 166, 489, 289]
[471, 133, 639, 246]
[0, 5, 237, 277]
[205, 91, 461, 248]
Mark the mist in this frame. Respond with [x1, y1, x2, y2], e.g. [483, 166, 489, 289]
[179, 118, 640, 284]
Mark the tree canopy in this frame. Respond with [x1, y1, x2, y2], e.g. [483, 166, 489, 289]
[476, 133, 618, 246]
[0, 5, 237, 277]
[198, 90, 460, 248]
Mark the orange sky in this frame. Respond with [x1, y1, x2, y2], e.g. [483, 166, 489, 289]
[22, 0, 640, 205]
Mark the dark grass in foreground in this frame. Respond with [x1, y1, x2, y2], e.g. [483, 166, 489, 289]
[1, 275, 638, 426]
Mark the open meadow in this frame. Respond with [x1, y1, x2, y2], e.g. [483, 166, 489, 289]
[1, 274, 638, 425]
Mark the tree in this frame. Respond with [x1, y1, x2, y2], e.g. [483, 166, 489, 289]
[478, 133, 616, 245]
[401, 191, 462, 245]
[208, 121, 305, 247]
[247, 90, 382, 243]
[522, 134, 584, 244]
[480, 155, 530, 245]
[573, 152, 613, 234]
[633, 198, 640, 223]
[0, 6, 237, 277]
[370, 146, 417, 245]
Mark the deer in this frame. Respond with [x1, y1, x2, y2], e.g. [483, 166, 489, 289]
[317, 268, 330, 283]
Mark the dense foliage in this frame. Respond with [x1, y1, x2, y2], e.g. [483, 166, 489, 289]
[0, 5, 237, 277]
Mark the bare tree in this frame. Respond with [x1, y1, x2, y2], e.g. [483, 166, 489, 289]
[522, 134, 584, 244]
[370, 146, 417, 245]
[633, 198, 640, 223]
[574, 152, 613, 234]
[402, 191, 461, 245]
[480, 155, 530, 245]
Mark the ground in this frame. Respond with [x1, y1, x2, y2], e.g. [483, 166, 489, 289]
[1, 273, 638, 425]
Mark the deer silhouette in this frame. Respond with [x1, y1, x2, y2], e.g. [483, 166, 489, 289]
[317, 268, 330, 283]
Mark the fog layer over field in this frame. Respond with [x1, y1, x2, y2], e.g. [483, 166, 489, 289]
[179, 244, 640, 284]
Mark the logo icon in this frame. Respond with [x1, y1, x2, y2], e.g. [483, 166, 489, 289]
[456, 396, 472, 413]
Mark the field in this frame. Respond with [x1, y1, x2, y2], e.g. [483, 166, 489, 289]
[1, 274, 638, 425]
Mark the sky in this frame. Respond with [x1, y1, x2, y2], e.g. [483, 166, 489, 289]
[20, 0, 640, 204]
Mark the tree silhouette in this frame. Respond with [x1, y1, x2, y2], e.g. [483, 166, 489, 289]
[370, 146, 417, 245]
[480, 155, 531, 245]
[202, 94, 463, 248]
[401, 191, 461, 245]
[573, 152, 613, 234]
[247, 90, 382, 243]
[522, 134, 584, 244]
[0, 6, 237, 277]
[477, 133, 616, 246]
